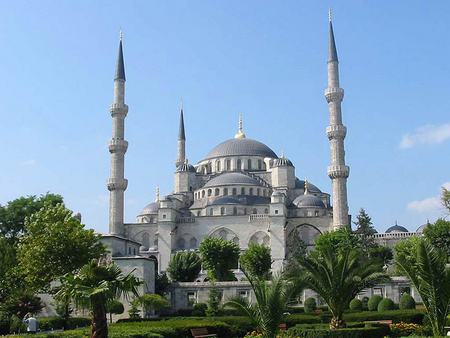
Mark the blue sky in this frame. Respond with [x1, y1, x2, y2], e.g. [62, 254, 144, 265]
[1, 1, 449, 234]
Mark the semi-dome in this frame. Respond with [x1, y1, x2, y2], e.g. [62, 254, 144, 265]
[140, 202, 159, 215]
[386, 224, 409, 233]
[204, 172, 263, 187]
[416, 222, 431, 234]
[204, 138, 277, 160]
[273, 156, 293, 167]
[293, 194, 325, 208]
[176, 162, 196, 172]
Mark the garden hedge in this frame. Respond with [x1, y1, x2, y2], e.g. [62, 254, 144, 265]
[399, 294, 416, 310]
[377, 298, 395, 312]
[367, 295, 383, 311]
[38, 317, 91, 331]
[284, 323, 390, 338]
[304, 298, 317, 313]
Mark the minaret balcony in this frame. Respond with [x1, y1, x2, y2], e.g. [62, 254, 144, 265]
[324, 87, 344, 103]
[109, 139, 128, 153]
[327, 165, 349, 179]
[107, 178, 128, 191]
[110, 103, 129, 117]
[326, 125, 347, 140]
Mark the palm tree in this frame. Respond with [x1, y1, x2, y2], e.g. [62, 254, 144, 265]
[396, 238, 450, 336]
[225, 271, 296, 338]
[55, 259, 141, 338]
[296, 246, 389, 329]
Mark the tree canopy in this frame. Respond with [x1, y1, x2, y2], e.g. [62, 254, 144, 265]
[239, 243, 272, 279]
[17, 204, 104, 291]
[423, 218, 450, 257]
[167, 251, 201, 282]
[199, 237, 240, 281]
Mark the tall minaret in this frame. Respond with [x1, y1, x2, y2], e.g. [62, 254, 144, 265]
[325, 11, 350, 229]
[107, 32, 129, 236]
[176, 103, 186, 168]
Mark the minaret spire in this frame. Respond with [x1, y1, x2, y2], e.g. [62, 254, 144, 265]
[176, 101, 186, 167]
[107, 33, 129, 236]
[324, 12, 350, 229]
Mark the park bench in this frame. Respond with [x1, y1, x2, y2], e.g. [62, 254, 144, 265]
[190, 328, 218, 338]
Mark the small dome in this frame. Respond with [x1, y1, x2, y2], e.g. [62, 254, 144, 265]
[273, 157, 293, 167]
[176, 163, 196, 172]
[140, 245, 148, 251]
[295, 179, 321, 193]
[416, 222, 431, 234]
[204, 138, 277, 160]
[204, 172, 263, 187]
[293, 194, 325, 208]
[140, 202, 158, 215]
[386, 224, 409, 233]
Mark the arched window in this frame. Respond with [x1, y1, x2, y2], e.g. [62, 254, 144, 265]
[215, 188, 220, 196]
[232, 236, 239, 245]
[209, 208, 213, 216]
[224, 188, 228, 196]
[243, 208, 247, 215]
[315, 210, 319, 217]
[247, 159, 252, 169]
[263, 162, 267, 170]
[189, 237, 197, 249]
[220, 207, 225, 215]
[256, 188, 260, 196]
[241, 187, 245, 195]
[232, 188, 237, 195]
[215, 161, 221, 172]
[219, 229, 227, 239]
[177, 238, 185, 250]
[202, 190, 205, 198]
[258, 160, 262, 170]
[197, 211, 201, 216]
[208, 189, 212, 197]
[252, 208, 257, 214]
[249, 188, 253, 196]
[263, 190, 266, 197]
[233, 207, 237, 215]
[264, 208, 269, 214]
[226, 159, 231, 171]
[237, 159, 242, 171]
[142, 232, 150, 248]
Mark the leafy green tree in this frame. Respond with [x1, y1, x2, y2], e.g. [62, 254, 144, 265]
[135, 294, 169, 317]
[226, 271, 295, 338]
[423, 218, 450, 257]
[17, 204, 105, 291]
[155, 272, 170, 296]
[296, 232, 389, 329]
[394, 236, 422, 274]
[395, 238, 450, 336]
[368, 245, 393, 267]
[239, 243, 272, 279]
[167, 251, 201, 282]
[4, 292, 44, 319]
[353, 208, 376, 251]
[199, 237, 240, 281]
[442, 186, 450, 212]
[284, 229, 307, 277]
[0, 193, 63, 242]
[0, 237, 16, 299]
[55, 259, 141, 338]
[206, 284, 221, 317]
[314, 227, 361, 256]
[106, 299, 124, 323]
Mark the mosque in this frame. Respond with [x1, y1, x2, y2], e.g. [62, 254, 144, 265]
[98, 16, 427, 310]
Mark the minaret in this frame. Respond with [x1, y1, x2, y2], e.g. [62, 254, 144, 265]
[325, 11, 350, 229]
[176, 103, 186, 168]
[107, 32, 129, 236]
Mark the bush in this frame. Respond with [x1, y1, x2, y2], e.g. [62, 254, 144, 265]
[239, 243, 271, 279]
[304, 298, 317, 313]
[192, 303, 207, 316]
[285, 323, 390, 338]
[343, 310, 424, 324]
[389, 322, 424, 337]
[377, 298, 395, 312]
[167, 251, 201, 282]
[367, 295, 383, 311]
[38, 317, 91, 331]
[399, 294, 416, 310]
[361, 297, 369, 311]
[349, 299, 363, 311]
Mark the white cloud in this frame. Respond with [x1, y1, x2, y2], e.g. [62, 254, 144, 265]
[407, 182, 450, 213]
[20, 159, 37, 166]
[399, 123, 450, 149]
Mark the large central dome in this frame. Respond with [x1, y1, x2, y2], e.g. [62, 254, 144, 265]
[204, 138, 278, 160]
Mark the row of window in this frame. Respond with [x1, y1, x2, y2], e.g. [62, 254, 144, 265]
[201, 206, 269, 216]
[194, 186, 269, 200]
[199, 158, 266, 174]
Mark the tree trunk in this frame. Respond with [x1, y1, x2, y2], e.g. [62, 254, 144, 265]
[91, 300, 108, 338]
[330, 314, 346, 330]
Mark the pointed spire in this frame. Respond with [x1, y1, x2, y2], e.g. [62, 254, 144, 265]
[115, 30, 126, 81]
[328, 9, 338, 63]
[155, 186, 160, 202]
[178, 101, 186, 140]
[304, 178, 309, 195]
[234, 114, 246, 139]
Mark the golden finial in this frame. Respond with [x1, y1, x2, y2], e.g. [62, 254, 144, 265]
[304, 178, 309, 195]
[234, 113, 246, 139]
[155, 186, 160, 202]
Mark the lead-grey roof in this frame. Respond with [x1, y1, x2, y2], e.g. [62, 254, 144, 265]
[295, 179, 321, 193]
[115, 40, 126, 81]
[293, 194, 325, 208]
[204, 172, 263, 188]
[328, 20, 338, 62]
[204, 138, 277, 160]
[273, 157, 293, 167]
[386, 225, 409, 233]
[140, 202, 158, 215]
[176, 162, 195, 172]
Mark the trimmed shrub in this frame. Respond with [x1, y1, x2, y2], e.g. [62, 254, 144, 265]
[38, 317, 91, 331]
[367, 295, 383, 311]
[343, 310, 424, 324]
[349, 299, 363, 311]
[399, 294, 416, 310]
[377, 298, 395, 312]
[361, 297, 369, 311]
[304, 298, 317, 313]
[285, 323, 390, 338]
[192, 303, 207, 316]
